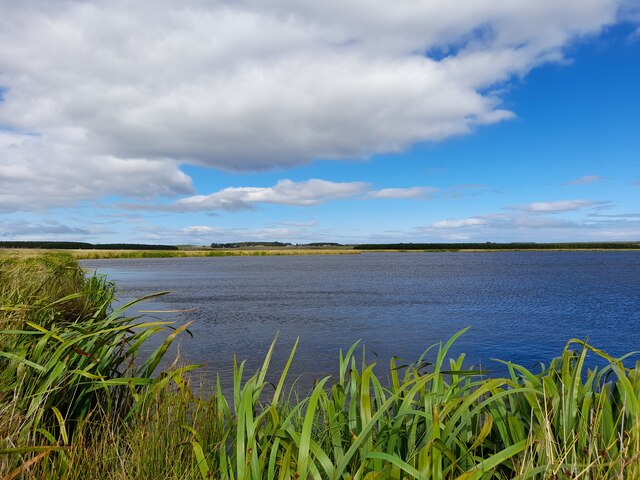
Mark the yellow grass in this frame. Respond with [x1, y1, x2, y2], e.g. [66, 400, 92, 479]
[0, 247, 362, 260]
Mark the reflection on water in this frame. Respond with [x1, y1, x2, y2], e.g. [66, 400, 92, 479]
[81, 251, 640, 392]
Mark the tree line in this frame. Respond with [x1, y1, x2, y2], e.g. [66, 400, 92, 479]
[0, 241, 178, 250]
[353, 242, 640, 250]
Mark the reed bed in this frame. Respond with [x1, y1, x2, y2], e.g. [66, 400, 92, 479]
[0, 248, 361, 260]
[72, 249, 360, 259]
[1, 253, 639, 479]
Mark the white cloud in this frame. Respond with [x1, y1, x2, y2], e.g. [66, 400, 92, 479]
[121, 180, 444, 212]
[149, 224, 335, 244]
[415, 197, 640, 242]
[0, 219, 97, 239]
[165, 179, 368, 212]
[424, 211, 640, 241]
[510, 199, 603, 213]
[0, 0, 626, 209]
[567, 175, 603, 185]
[0, 131, 193, 212]
[432, 218, 486, 228]
[416, 213, 579, 241]
[366, 187, 438, 199]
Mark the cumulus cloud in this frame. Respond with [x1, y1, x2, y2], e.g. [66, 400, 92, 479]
[366, 187, 438, 199]
[0, 131, 193, 212]
[567, 175, 603, 185]
[120, 179, 445, 212]
[0, 0, 627, 210]
[123, 179, 368, 212]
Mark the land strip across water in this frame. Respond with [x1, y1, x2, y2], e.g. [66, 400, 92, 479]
[1, 240, 639, 260]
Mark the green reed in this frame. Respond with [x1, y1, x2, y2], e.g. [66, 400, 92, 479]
[0, 253, 195, 476]
[1, 253, 639, 479]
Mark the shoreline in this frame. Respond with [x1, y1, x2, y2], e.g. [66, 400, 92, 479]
[2, 247, 639, 260]
[0, 247, 361, 259]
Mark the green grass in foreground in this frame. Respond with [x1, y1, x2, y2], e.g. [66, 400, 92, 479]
[1, 253, 639, 479]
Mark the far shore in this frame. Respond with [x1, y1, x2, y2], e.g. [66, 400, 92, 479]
[1, 245, 639, 260]
[0, 247, 361, 259]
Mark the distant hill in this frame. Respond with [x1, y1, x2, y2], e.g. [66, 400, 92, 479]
[0, 241, 178, 250]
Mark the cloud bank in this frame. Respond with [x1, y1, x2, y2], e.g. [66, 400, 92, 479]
[424, 198, 620, 240]
[0, 0, 626, 210]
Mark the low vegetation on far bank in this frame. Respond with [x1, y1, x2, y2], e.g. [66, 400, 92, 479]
[1, 253, 640, 479]
[353, 242, 640, 251]
[0, 248, 360, 260]
[1, 241, 639, 261]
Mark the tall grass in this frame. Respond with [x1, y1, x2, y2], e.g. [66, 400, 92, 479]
[1, 253, 639, 479]
[0, 253, 196, 477]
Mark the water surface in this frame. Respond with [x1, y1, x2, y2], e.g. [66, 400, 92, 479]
[81, 252, 640, 389]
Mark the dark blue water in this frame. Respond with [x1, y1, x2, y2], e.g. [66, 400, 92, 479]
[81, 252, 640, 389]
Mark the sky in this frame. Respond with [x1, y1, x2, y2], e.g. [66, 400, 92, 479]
[1, 0, 639, 245]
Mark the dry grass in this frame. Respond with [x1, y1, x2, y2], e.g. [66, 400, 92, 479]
[1, 248, 362, 260]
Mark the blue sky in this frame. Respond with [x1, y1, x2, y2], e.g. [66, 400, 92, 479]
[0, 1, 638, 244]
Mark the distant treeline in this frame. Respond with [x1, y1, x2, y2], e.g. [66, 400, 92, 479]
[354, 242, 640, 251]
[0, 241, 178, 250]
[210, 242, 344, 248]
[210, 242, 292, 248]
